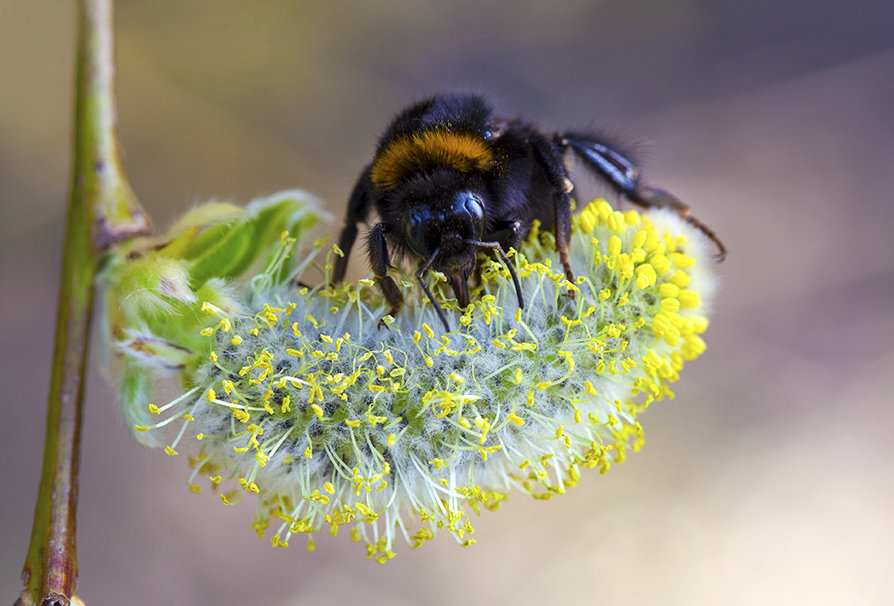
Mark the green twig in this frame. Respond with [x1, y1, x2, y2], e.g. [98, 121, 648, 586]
[17, 0, 149, 604]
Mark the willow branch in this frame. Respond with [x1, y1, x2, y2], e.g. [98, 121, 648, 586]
[17, 0, 150, 604]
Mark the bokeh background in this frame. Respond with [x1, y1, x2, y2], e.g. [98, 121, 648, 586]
[2, 1, 893, 604]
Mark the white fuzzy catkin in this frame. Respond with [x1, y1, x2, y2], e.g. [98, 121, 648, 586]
[132, 199, 717, 562]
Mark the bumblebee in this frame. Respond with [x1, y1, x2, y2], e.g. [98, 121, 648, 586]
[333, 93, 725, 331]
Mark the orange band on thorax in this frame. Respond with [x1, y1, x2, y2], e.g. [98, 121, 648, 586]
[371, 130, 494, 191]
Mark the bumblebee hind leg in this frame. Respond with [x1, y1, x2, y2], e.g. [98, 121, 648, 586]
[530, 133, 576, 295]
[562, 132, 726, 260]
[626, 186, 728, 261]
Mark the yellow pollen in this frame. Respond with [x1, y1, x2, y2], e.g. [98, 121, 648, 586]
[670, 270, 690, 288]
[660, 298, 681, 314]
[677, 289, 701, 308]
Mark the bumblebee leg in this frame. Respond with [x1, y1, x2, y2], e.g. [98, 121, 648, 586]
[414, 248, 451, 333]
[485, 219, 523, 252]
[627, 186, 728, 261]
[562, 133, 726, 261]
[368, 222, 404, 325]
[531, 134, 576, 295]
[465, 239, 524, 310]
[333, 165, 373, 283]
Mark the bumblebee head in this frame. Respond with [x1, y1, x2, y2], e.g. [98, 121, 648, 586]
[396, 183, 488, 308]
[403, 189, 485, 258]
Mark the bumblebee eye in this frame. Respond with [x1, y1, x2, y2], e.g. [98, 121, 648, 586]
[453, 191, 484, 225]
[464, 195, 484, 223]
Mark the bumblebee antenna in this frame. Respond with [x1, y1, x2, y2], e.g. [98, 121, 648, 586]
[465, 239, 525, 310]
[415, 247, 451, 332]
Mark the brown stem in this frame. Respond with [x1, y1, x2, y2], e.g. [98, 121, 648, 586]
[18, 0, 149, 604]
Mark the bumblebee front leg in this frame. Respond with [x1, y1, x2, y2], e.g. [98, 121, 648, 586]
[368, 222, 404, 324]
[333, 165, 373, 283]
[485, 219, 523, 251]
[531, 133, 576, 293]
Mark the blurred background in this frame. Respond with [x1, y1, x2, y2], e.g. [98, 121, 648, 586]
[2, 0, 893, 603]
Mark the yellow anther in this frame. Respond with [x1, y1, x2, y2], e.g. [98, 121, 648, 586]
[448, 373, 465, 384]
[633, 231, 647, 249]
[650, 254, 671, 275]
[580, 209, 596, 234]
[660, 298, 681, 314]
[670, 252, 695, 268]
[690, 317, 709, 333]
[608, 210, 626, 233]
[607, 235, 622, 257]
[595, 199, 613, 222]
[681, 335, 707, 360]
[635, 264, 657, 289]
[659, 282, 680, 298]
[663, 326, 681, 347]
[677, 289, 701, 308]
